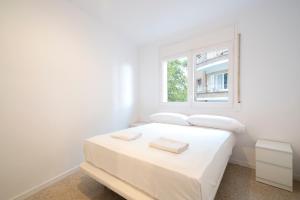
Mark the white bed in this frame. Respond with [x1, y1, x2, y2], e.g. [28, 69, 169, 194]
[81, 123, 235, 200]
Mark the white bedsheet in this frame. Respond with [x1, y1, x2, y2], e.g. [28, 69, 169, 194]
[84, 123, 235, 200]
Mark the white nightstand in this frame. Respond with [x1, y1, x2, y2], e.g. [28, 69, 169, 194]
[256, 139, 293, 191]
[129, 121, 149, 128]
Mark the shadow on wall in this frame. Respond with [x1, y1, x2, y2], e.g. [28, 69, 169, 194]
[231, 130, 256, 168]
[111, 63, 136, 128]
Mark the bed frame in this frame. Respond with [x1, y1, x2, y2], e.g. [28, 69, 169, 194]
[80, 162, 154, 200]
[80, 156, 229, 200]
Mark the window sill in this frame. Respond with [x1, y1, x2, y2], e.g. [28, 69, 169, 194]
[159, 100, 239, 109]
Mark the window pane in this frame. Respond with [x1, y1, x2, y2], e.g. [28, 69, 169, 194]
[163, 57, 188, 102]
[193, 48, 229, 102]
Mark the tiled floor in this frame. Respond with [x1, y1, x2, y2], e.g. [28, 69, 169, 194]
[26, 164, 300, 200]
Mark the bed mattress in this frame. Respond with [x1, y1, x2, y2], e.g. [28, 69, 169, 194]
[84, 123, 235, 200]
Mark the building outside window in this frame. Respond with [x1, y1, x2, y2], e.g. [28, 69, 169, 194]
[193, 48, 229, 102]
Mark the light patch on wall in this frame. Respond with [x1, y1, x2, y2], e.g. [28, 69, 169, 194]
[120, 64, 134, 108]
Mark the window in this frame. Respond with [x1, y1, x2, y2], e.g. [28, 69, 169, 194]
[193, 48, 229, 102]
[207, 72, 228, 92]
[160, 42, 235, 106]
[162, 57, 188, 102]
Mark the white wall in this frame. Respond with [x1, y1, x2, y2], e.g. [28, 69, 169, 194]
[0, 1, 138, 199]
[138, 1, 300, 178]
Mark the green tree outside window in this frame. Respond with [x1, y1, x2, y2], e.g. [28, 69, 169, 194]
[167, 58, 188, 102]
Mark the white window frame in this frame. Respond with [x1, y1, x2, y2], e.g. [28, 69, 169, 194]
[191, 41, 234, 108]
[159, 52, 192, 107]
[159, 40, 237, 109]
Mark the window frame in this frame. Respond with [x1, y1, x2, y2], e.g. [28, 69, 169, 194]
[159, 40, 236, 109]
[159, 52, 192, 106]
[191, 41, 234, 108]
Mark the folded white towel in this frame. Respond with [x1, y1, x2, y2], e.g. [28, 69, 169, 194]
[149, 137, 189, 154]
[111, 132, 142, 141]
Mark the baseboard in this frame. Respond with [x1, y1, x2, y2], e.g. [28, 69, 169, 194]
[229, 159, 300, 182]
[11, 165, 80, 200]
[229, 158, 255, 169]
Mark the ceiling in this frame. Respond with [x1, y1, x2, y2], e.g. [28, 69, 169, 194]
[71, 0, 259, 45]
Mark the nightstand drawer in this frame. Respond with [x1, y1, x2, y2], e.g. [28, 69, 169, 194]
[256, 148, 292, 168]
[256, 161, 293, 187]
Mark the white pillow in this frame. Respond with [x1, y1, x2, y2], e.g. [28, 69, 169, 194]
[187, 115, 245, 134]
[149, 112, 189, 126]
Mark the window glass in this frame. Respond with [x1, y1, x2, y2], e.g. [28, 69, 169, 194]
[162, 57, 188, 102]
[193, 48, 229, 102]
